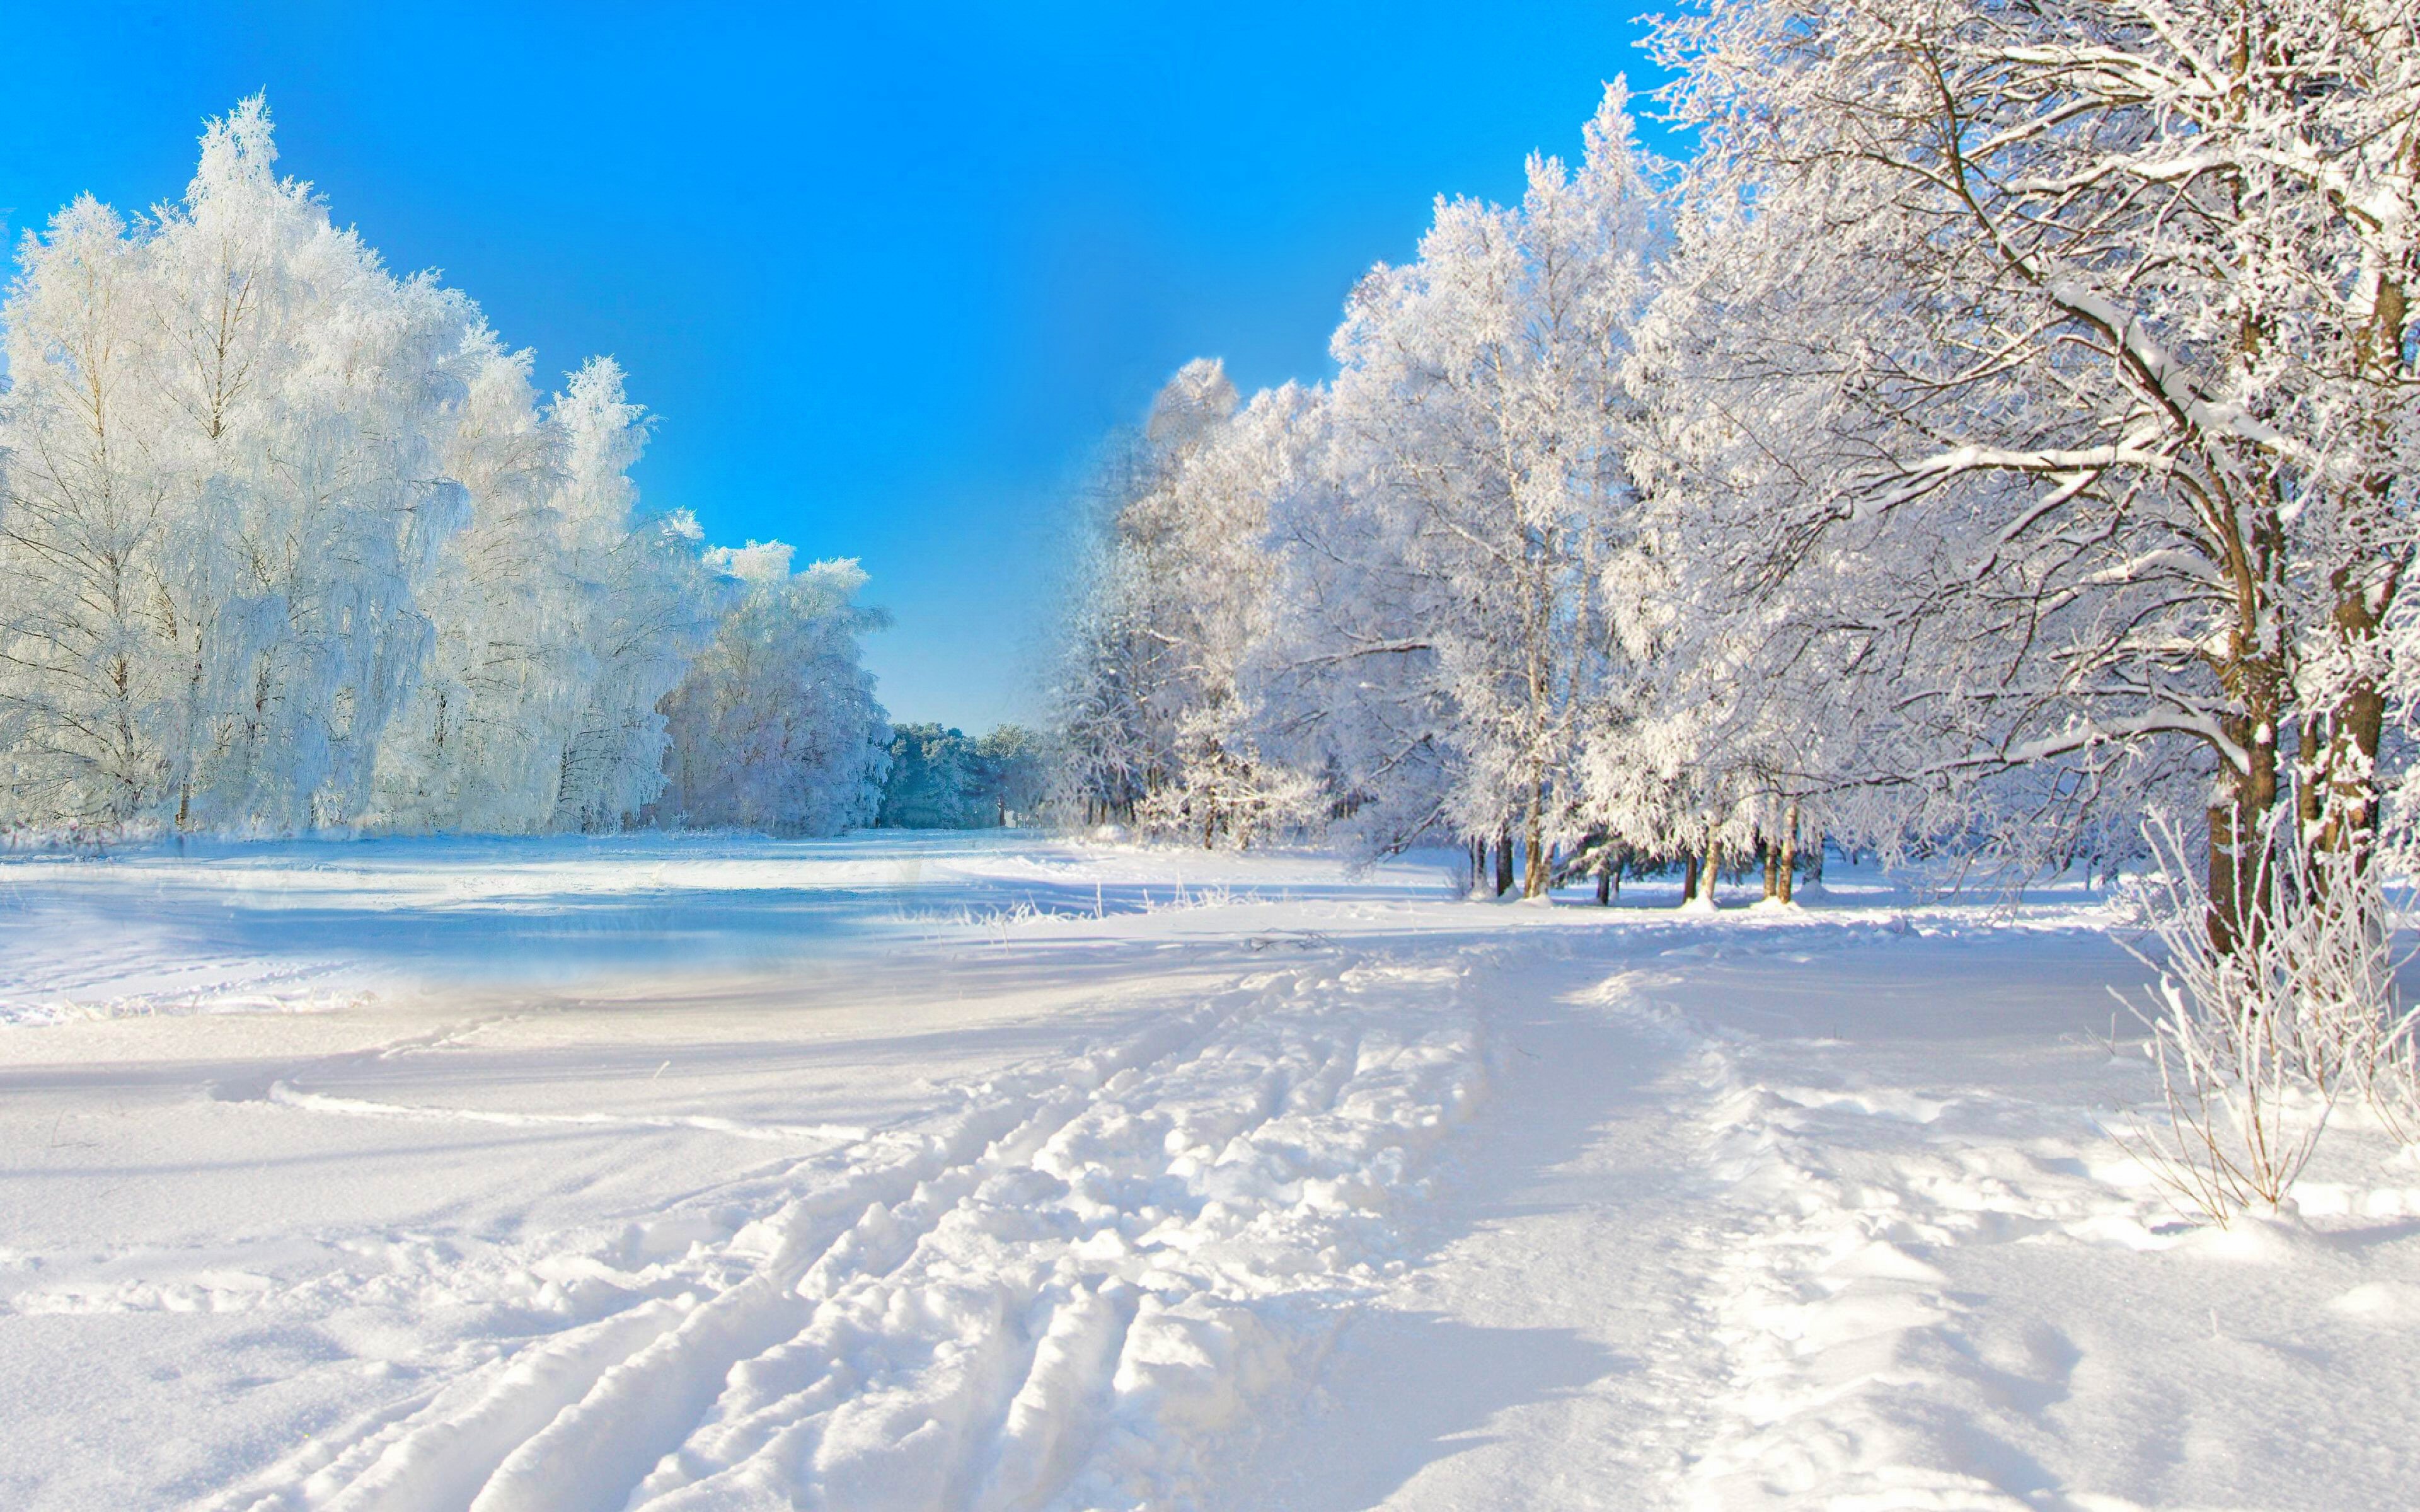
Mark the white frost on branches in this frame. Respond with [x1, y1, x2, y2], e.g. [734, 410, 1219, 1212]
[0, 98, 889, 838]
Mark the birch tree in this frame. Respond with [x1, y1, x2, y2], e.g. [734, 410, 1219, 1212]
[1323, 84, 1659, 893]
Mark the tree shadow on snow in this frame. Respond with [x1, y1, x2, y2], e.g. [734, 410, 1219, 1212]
[1213, 946, 1686, 1507]
[1240, 1310, 1630, 1509]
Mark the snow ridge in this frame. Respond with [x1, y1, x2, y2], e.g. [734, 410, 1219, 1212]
[215, 954, 1486, 1512]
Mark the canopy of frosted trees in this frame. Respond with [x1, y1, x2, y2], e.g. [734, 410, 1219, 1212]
[0, 100, 890, 838]
[1054, 4, 2420, 924]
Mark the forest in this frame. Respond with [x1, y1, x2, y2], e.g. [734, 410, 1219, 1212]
[1054, 6, 2420, 948]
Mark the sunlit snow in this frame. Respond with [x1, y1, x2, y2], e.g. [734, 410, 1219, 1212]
[5, 835, 2416, 1508]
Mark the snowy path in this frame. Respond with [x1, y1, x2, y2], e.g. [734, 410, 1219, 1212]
[1203, 913, 2420, 1512]
[1219, 947, 1715, 1509]
[6, 837, 2420, 1508]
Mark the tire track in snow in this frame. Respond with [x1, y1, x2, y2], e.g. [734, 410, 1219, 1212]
[216, 951, 1488, 1512]
[203, 1005, 548, 1105]
[217, 996, 1243, 1512]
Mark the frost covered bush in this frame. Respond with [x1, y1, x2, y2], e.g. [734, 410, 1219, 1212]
[2118, 822, 2416, 1225]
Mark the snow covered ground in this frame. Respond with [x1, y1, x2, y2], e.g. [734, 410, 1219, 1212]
[3, 833, 2416, 1509]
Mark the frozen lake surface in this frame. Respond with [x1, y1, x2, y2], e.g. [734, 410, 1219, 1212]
[3, 833, 2416, 1509]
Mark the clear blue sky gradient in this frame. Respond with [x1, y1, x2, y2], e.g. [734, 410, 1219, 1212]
[2, 3, 1674, 726]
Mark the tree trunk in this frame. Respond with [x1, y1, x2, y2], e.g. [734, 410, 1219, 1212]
[1681, 853, 1700, 904]
[1494, 830, 1514, 898]
[1777, 799, 1799, 905]
[2207, 798, 2254, 954]
[2207, 699, 2281, 954]
[1702, 830, 1720, 909]
[2319, 588, 2388, 859]
[1762, 840, 1780, 900]
[1595, 857, 1611, 906]
[1522, 789, 1548, 900]
[2312, 265, 2408, 870]
[2298, 718, 2324, 837]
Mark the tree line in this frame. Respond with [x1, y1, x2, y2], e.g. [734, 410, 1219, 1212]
[1052, 2, 2420, 937]
[0, 100, 891, 839]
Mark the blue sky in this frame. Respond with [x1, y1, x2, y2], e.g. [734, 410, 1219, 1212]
[2, 2, 1671, 726]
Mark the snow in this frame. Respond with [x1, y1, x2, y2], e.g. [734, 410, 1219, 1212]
[3, 833, 2417, 1508]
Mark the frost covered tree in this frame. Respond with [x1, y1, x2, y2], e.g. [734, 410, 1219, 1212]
[1649, 0, 2420, 936]
[1131, 382, 1325, 847]
[0, 97, 889, 839]
[1049, 86, 1666, 882]
[367, 354, 713, 833]
[1253, 391, 1462, 862]
[367, 332, 575, 830]
[654, 546, 892, 835]
[877, 724, 1052, 828]
[1316, 84, 1660, 893]
[539, 361, 718, 831]
[0, 99, 469, 832]
[1040, 14, 2409, 923]
[1054, 361, 1320, 845]
[1602, 183, 1983, 904]
[1050, 370, 1223, 827]
[879, 723, 976, 828]
[970, 724, 1052, 825]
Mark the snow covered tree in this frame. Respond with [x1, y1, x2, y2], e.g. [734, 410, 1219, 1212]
[1045, 86, 1666, 880]
[879, 723, 977, 828]
[366, 355, 714, 833]
[653, 546, 892, 835]
[0, 194, 172, 826]
[1050, 376, 1218, 827]
[1053, 361, 1320, 845]
[0, 98, 888, 840]
[541, 361, 715, 830]
[970, 724, 1052, 825]
[366, 331, 573, 830]
[1649, 0, 2420, 936]
[1600, 183, 1986, 904]
[1253, 391, 1463, 862]
[877, 724, 1054, 828]
[1126, 381, 1324, 847]
[1317, 83, 1660, 893]
[0, 99, 471, 832]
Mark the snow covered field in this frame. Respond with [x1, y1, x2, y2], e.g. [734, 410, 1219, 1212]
[3, 833, 2417, 1510]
